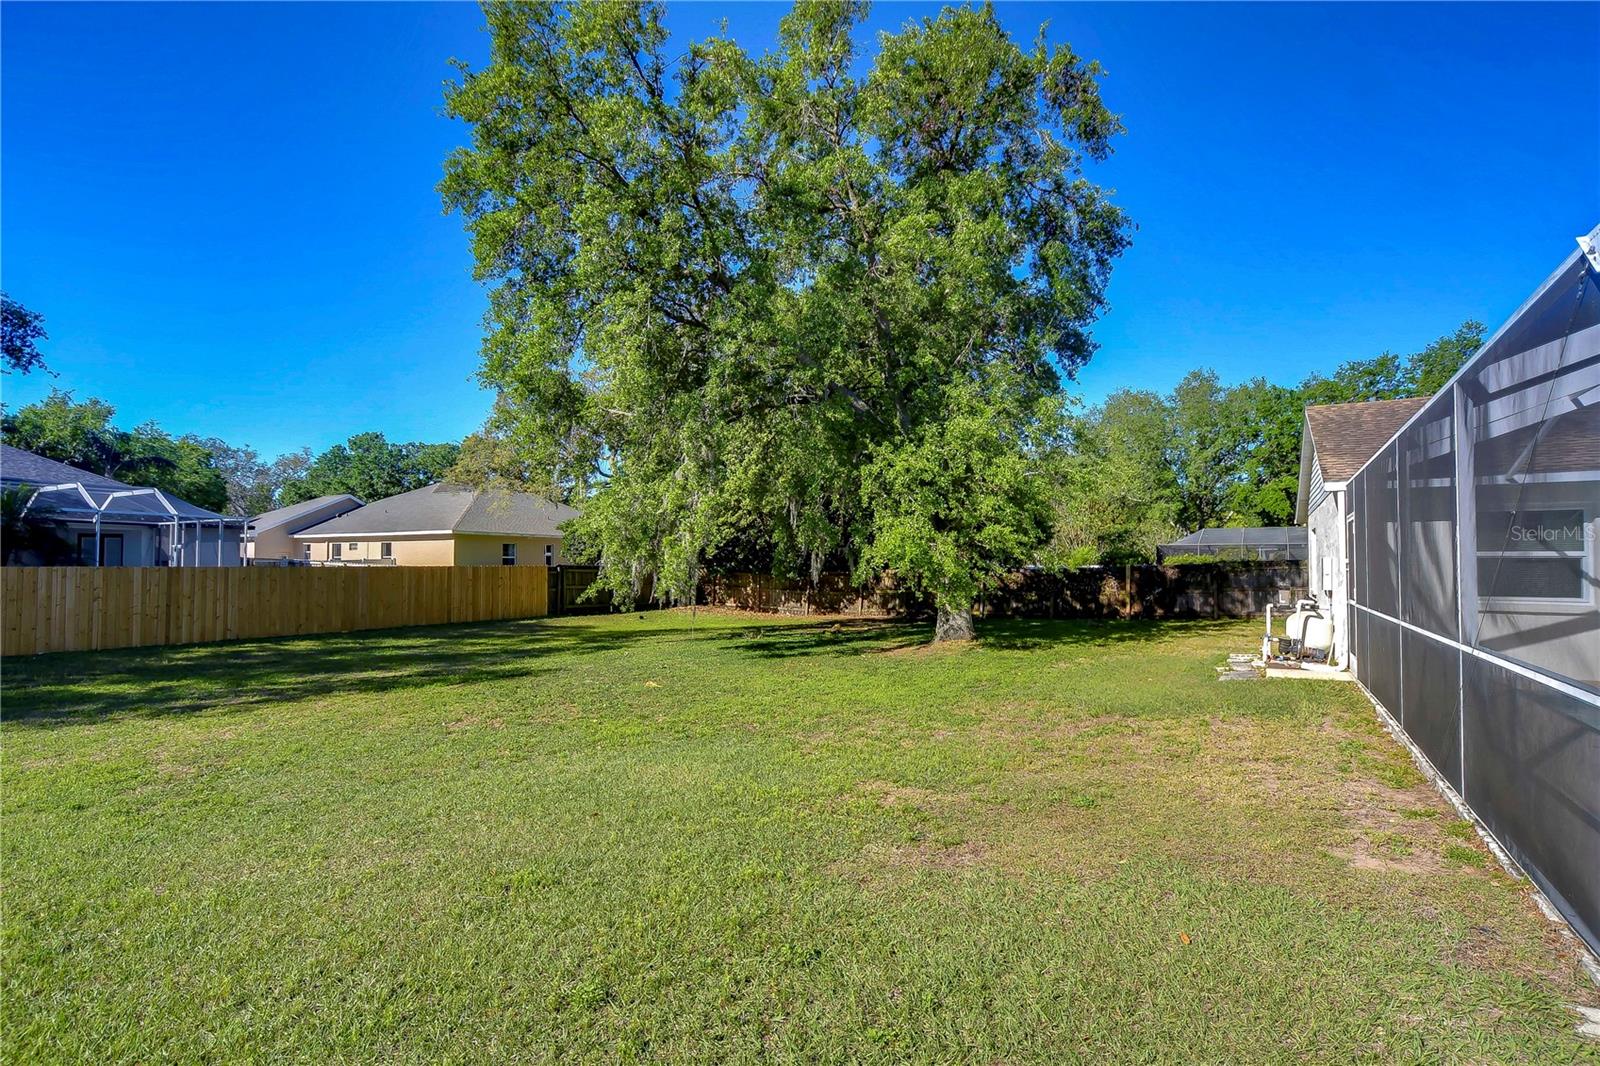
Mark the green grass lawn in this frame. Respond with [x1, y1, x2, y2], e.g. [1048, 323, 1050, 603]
[4, 611, 1596, 1063]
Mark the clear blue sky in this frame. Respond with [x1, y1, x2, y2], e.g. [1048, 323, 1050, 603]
[3, 2, 1595, 460]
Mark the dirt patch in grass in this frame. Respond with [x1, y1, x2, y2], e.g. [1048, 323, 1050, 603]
[956, 707, 1551, 912]
[1325, 779, 1462, 876]
[444, 716, 506, 732]
[857, 779, 948, 810]
[886, 840, 989, 869]
[835, 839, 993, 884]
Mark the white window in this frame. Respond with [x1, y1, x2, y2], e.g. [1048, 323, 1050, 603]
[1477, 508, 1591, 604]
[544, 543, 554, 565]
[380, 542, 393, 559]
[501, 543, 517, 566]
[331, 543, 342, 561]
[302, 543, 311, 561]
[348, 542, 359, 552]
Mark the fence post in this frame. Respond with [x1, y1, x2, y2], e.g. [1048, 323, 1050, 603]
[1123, 563, 1132, 618]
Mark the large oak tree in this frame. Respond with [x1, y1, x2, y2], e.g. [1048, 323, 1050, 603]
[443, 0, 1129, 638]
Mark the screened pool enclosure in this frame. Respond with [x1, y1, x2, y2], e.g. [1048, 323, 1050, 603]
[1346, 226, 1599, 955]
[1156, 526, 1307, 562]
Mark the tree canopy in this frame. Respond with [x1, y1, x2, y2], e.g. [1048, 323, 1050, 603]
[443, 0, 1131, 637]
[1, 293, 50, 376]
[1, 390, 230, 513]
[1045, 319, 1485, 563]
[277, 433, 461, 507]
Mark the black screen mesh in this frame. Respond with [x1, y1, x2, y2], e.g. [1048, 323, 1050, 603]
[1365, 613, 1402, 725]
[1344, 250, 1599, 956]
[1351, 469, 1369, 608]
[1363, 444, 1400, 618]
[1401, 627, 1462, 790]
[1400, 395, 1459, 639]
[1463, 655, 1600, 953]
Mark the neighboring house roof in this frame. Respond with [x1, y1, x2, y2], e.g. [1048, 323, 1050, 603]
[2, 444, 127, 492]
[249, 494, 363, 534]
[293, 483, 580, 539]
[1161, 527, 1308, 550]
[1, 443, 237, 522]
[1294, 396, 1430, 523]
[1303, 397, 1430, 482]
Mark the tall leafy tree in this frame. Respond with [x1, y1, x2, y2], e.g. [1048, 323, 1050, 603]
[1, 293, 50, 376]
[1222, 380, 1304, 525]
[442, 0, 1130, 639]
[1165, 370, 1255, 531]
[187, 437, 282, 516]
[277, 432, 462, 506]
[1403, 319, 1484, 396]
[2, 390, 122, 470]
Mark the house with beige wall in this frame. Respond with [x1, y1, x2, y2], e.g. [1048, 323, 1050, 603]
[246, 494, 363, 562]
[292, 483, 579, 567]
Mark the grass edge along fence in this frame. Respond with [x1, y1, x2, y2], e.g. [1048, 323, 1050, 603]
[701, 562, 1307, 620]
[2, 565, 549, 656]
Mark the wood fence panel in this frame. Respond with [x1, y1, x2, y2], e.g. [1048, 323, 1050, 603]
[1, 565, 550, 656]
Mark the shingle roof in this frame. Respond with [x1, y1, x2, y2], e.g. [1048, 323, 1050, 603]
[293, 483, 580, 538]
[249, 494, 363, 533]
[1, 443, 128, 492]
[1303, 397, 1430, 481]
[0, 443, 235, 521]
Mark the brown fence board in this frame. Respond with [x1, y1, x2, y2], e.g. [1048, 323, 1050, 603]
[0, 565, 550, 657]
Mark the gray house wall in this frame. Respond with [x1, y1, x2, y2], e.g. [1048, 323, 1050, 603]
[1304, 460, 1350, 667]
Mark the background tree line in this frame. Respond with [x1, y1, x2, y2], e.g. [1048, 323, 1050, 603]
[1044, 320, 1483, 565]
[1, 389, 460, 517]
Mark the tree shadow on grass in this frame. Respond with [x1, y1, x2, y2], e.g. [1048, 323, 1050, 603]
[1, 618, 651, 728]
[710, 618, 928, 658]
[974, 616, 1240, 651]
[2, 613, 1252, 728]
[712, 615, 1245, 659]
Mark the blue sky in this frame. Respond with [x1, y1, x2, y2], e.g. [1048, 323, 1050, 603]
[3, 2, 1595, 460]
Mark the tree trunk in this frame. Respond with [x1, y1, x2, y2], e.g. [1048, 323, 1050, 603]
[934, 603, 976, 643]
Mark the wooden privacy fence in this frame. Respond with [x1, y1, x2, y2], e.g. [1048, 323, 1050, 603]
[549, 565, 615, 616]
[701, 562, 1307, 620]
[2, 565, 549, 656]
[978, 562, 1307, 619]
[700, 570, 925, 617]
